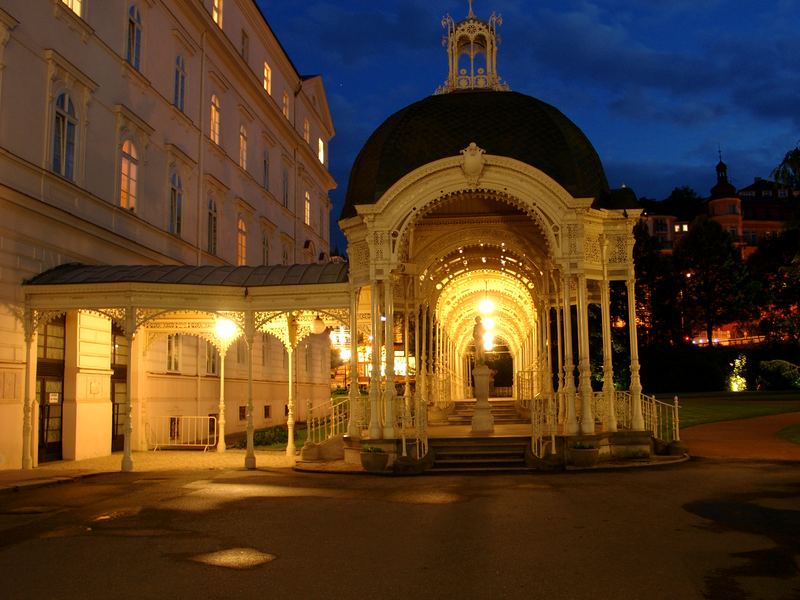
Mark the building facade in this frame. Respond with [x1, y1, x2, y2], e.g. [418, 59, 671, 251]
[640, 161, 798, 257]
[0, 0, 335, 468]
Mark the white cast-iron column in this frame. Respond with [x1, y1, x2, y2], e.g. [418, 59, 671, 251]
[383, 277, 396, 438]
[600, 276, 617, 431]
[368, 279, 382, 438]
[21, 310, 35, 470]
[216, 346, 227, 452]
[244, 311, 256, 469]
[627, 278, 645, 430]
[577, 274, 594, 434]
[347, 286, 361, 437]
[561, 274, 579, 434]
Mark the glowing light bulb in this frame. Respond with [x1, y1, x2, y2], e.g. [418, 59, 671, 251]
[215, 318, 237, 340]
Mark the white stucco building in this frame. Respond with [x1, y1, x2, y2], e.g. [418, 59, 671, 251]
[0, 0, 336, 468]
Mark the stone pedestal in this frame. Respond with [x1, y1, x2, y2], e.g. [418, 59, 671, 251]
[471, 365, 494, 434]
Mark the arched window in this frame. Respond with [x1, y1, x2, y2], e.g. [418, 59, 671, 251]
[238, 125, 247, 170]
[262, 149, 270, 190]
[126, 6, 142, 71]
[174, 55, 186, 111]
[169, 171, 182, 236]
[263, 62, 271, 94]
[207, 197, 217, 255]
[210, 94, 220, 144]
[120, 140, 138, 211]
[262, 232, 269, 265]
[236, 216, 247, 266]
[212, 0, 223, 27]
[304, 191, 311, 226]
[52, 92, 77, 180]
[62, 0, 82, 17]
[281, 167, 289, 208]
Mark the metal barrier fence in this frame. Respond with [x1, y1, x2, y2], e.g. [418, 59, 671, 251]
[147, 415, 217, 451]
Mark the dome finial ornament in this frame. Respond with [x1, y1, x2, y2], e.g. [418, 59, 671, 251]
[436, 3, 509, 94]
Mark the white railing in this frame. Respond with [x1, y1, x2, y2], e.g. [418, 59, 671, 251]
[642, 394, 680, 443]
[396, 394, 428, 459]
[515, 370, 536, 417]
[148, 415, 217, 451]
[530, 394, 556, 458]
[615, 391, 680, 443]
[307, 396, 349, 445]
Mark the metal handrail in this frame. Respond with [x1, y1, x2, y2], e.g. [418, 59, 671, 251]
[307, 396, 349, 445]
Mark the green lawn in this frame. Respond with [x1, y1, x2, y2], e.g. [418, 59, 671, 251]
[654, 391, 800, 429]
[777, 424, 800, 445]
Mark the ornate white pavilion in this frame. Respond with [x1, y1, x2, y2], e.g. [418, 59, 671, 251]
[19, 4, 681, 473]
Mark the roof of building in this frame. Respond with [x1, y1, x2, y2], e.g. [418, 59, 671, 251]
[24, 262, 349, 287]
[342, 90, 623, 219]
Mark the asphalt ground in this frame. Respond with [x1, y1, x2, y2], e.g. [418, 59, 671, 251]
[0, 414, 798, 600]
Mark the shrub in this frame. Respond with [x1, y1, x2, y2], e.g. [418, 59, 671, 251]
[234, 426, 289, 448]
[757, 360, 800, 390]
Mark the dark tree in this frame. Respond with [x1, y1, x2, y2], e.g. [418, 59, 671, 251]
[626, 221, 681, 345]
[771, 144, 800, 189]
[673, 218, 753, 343]
[748, 227, 800, 342]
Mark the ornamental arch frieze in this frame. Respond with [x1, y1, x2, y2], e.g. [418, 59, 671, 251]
[349, 152, 596, 270]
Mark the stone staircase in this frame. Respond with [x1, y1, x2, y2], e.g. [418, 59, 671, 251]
[446, 399, 527, 425]
[427, 436, 531, 472]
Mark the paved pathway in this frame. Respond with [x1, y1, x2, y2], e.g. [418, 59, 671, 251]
[1, 412, 798, 494]
[681, 411, 800, 460]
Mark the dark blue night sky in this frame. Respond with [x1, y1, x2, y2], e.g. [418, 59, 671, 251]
[257, 1, 800, 251]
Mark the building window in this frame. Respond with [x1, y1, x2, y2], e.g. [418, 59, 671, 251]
[673, 224, 680, 233]
[174, 55, 186, 112]
[206, 341, 219, 375]
[318, 138, 325, 164]
[37, 318, 65, 361]
[682, 224, 688, 232]
[210, 94, 220, 144]
[61, 0, 82, 17]
[126, 6, 142, 71]
[239, 125, 247, 170]
[263, 62, 271, 94]
[262, 149, 270, 190]
[207, 197, 217, 255]
[282, 91, 289, 118]
[728, 204, 738, 215]
[120, 140, 138, 211]
[166, 334, 181, 372]
[262, 232, 269, 265]
[261, 332, 269, 366]
[169, 171, 182, 236]
[263, 405, 271, 419]
[304, 191, 311, 226]
[282, 245, 289, 265]
[239, 406, 246, 421]
[52, 92, 77, 180]
[303, 118, 310, 143]
[237, 216, 247, 266]
[240, 29, 249, 61]
[653, 219, 667, 233]
[212, 0, 223, 27]
[282, 168, 289, 208]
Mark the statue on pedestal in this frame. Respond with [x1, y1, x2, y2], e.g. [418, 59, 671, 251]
[473, 316, 485, 366]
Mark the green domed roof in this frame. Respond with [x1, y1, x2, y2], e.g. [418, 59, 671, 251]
[341, 91, 614, 219]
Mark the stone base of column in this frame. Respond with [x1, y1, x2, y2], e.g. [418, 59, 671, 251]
[471, 365, 494, 434]
[245, 454, 256, 469]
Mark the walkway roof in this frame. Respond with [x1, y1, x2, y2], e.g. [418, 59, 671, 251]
[25, 262, 349, 287]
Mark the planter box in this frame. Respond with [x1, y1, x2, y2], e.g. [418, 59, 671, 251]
[568, 448, 600, 467]
[360, 451, 389, 472]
